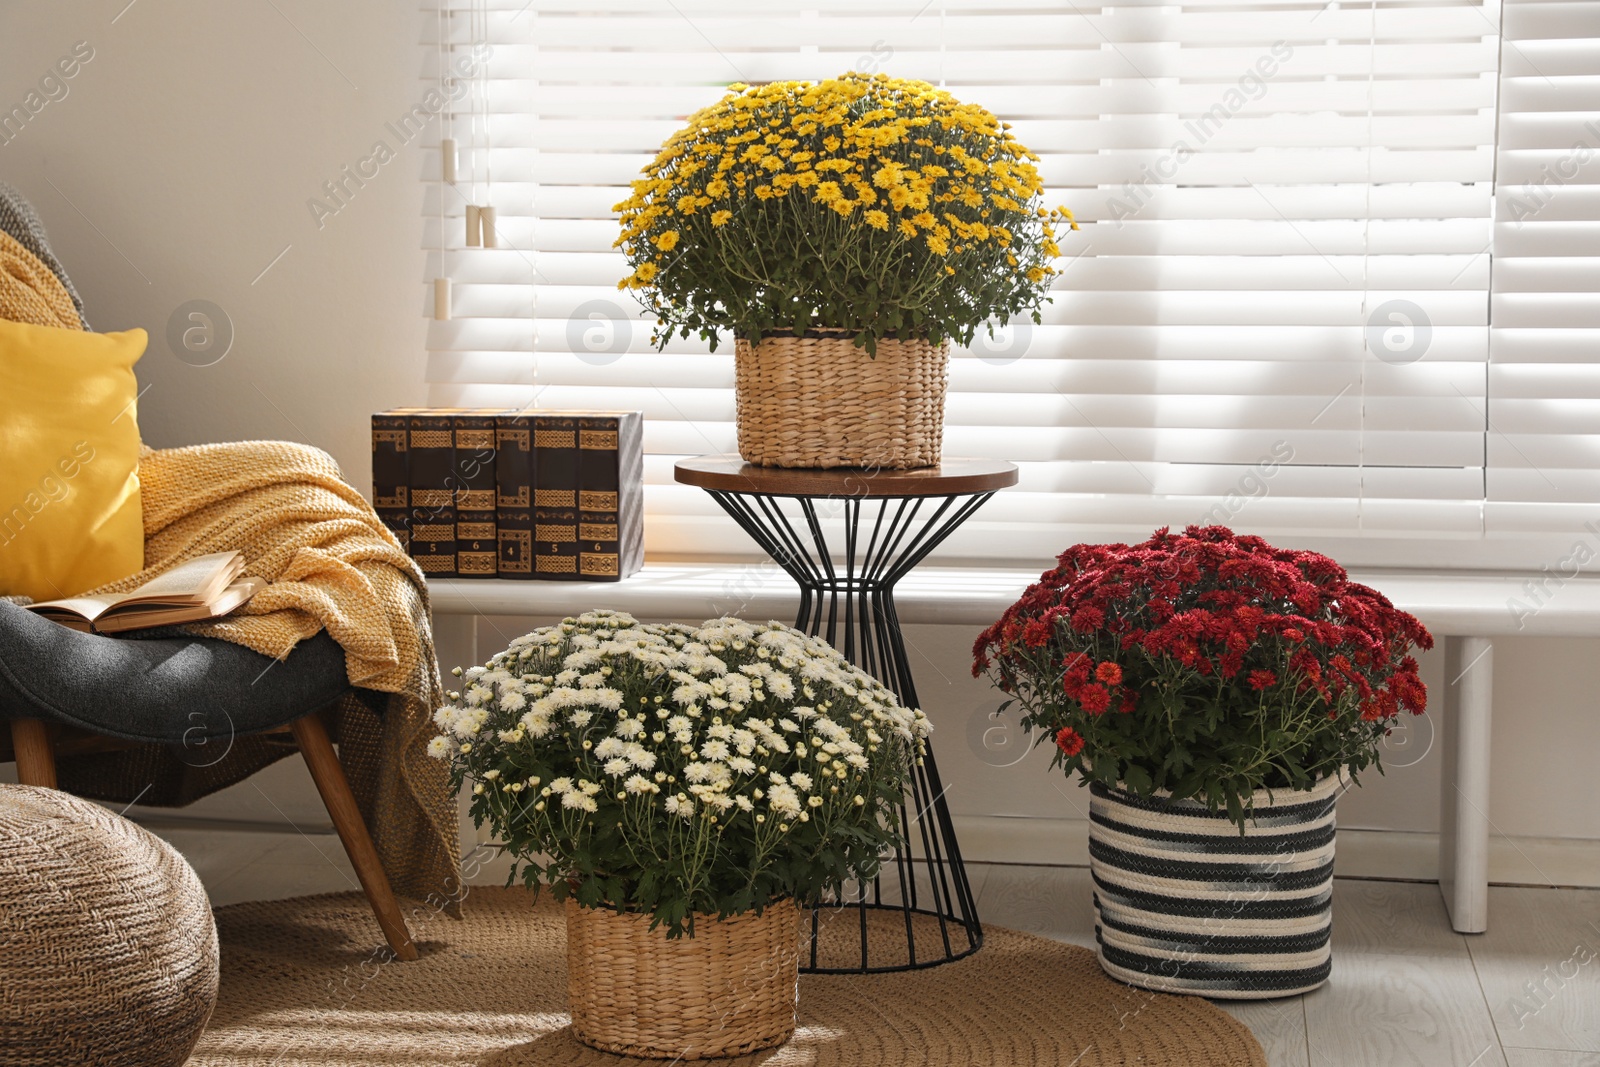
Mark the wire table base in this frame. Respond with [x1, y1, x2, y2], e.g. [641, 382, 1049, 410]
[701, 484, 997, 973]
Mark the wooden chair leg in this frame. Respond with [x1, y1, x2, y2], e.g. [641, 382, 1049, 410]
[10, 719, 58, 789]
[290, 712, 419, 962]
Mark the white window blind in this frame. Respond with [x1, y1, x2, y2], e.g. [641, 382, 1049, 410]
[418, 0, 1596, 570]
[1489, 0, 1600, 534]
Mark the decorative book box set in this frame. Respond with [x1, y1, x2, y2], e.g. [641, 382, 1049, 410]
[371, 409, 643, 582]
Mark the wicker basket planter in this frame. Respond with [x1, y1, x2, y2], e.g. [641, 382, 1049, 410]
[565, 897, 803, 1059]
[1090, 771, 1344, 1000]
[734, 331, 950, 469]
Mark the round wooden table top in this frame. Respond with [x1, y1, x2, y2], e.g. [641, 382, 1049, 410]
[674, 455, 1019, 498]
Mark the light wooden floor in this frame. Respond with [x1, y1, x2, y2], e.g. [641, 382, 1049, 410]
[158, 826, 1600, 1066]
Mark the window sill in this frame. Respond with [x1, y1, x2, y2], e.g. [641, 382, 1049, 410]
[428, 562, 1600, 637]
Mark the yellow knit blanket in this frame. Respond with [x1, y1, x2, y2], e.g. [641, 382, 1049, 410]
[86, 439, 460, 908]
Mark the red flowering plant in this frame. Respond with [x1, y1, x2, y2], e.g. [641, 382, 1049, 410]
[972, 526, 1433, 828]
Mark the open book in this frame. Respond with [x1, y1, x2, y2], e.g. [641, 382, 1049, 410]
[28, 551, 266, 635]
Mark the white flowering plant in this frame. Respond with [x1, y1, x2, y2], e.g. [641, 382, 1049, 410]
[430, 611, 931, 937]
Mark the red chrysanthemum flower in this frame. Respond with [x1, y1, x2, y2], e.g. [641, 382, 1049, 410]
[1055, 727, 1084, 757]
[970, 525, 1434, 815]
[1022, 619, 1052, 648]
[1078, 683, 1112, 715]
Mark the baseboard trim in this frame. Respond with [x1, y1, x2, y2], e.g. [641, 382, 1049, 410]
[951, 814, 1600, 889]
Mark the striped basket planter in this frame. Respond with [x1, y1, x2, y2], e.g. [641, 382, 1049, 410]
[1089, 771, 1345, 999]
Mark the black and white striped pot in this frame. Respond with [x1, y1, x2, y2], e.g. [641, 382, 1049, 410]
[1089, 771, 1343, 999]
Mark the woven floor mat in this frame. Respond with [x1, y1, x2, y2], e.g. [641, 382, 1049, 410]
[190, 887, 1265, 1067]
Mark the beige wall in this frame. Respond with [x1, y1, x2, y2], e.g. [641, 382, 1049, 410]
[0, 1, 426, 487]
[3, 3, 1596, 870]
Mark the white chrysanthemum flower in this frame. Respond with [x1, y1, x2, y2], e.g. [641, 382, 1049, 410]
[685, 761, 730, 785]
[614, 718, 646, 740]
[727, 756, 757, 775]
[734, 794, 754, 812]
[500, 690, 527, 712]
[625, 774, 657, 795]
[789, 772, 814, 792]
[625, 744, 656, 770]
[700, 739, 731, 761]
[594, 737, 627, 760]
[426, 736, 451, 759]
[562, 790, 598, 812]
[767, 782, 802, 816]
[570, 710, 594, 727]
[664, 794, 694, 817]
[603, 757, 630, 777]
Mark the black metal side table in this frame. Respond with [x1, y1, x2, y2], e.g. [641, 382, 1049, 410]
[675, 455, 1018, 973]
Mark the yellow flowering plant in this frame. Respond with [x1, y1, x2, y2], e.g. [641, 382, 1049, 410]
[615, 73, 1076, 355]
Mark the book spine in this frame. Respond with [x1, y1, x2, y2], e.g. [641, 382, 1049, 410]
[452, 412, 498, 579]
[575, 411, 645, 581]
[407, 411, 456, 578]
[495, 414, 534, 580]
[371, 411, 409, 509]
[533, 413, 580, 580]
[456, 510, 499, 578]
[376, 509, 411, 553]
[453, 413, 498, 512]
[410, 504, 457, 577]
[577, 415, 622, 514]
[372, 410, 411, 554]
[533, 506, 579, 578]
[578, 510, 621, 580]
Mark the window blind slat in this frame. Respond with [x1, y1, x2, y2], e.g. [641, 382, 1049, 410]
[419, 0, 1547, 567]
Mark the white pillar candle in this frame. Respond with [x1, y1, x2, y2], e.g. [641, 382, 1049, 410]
[465, 204, 481, 247]
[479, 206, 498, 248]
[433, 277, 451, 321]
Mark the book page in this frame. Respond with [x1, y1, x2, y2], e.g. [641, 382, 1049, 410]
[117, 551, 243, 606]
[95, 576, 265, 634]
[28, 595, 122, 624]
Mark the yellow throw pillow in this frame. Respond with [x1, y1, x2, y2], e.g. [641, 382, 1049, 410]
[0, 229, 81, 330]
[0, 319, 144, 601]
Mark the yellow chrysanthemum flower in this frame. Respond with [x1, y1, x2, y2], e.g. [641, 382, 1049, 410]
[613, 71, 1073, 352]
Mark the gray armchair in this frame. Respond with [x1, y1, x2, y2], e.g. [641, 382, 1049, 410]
[0, 601, 418, 960]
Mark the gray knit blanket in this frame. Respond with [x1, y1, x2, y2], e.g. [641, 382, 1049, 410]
[0, 180, 89, 329]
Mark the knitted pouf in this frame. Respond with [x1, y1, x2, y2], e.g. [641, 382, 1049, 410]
[0, 784, 219, 1065]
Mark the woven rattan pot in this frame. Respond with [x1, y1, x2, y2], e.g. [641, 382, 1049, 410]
[564, 896, 802, 1059]
[733, 331, 950, 469]
[0, 784, 219, 1066]
[1090, 771, 1345, 999]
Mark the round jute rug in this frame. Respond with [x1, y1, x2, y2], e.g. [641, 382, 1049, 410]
[189, 888, 1265, 1067]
